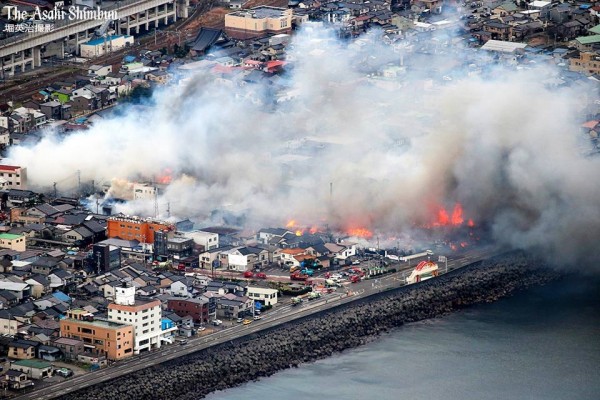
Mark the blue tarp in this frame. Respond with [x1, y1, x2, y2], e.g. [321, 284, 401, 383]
[52, 291, 71, 302]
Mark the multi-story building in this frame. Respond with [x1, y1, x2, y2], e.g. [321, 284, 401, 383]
[167, 297, 210, 323]
[59, 309, 134, 361]
[0, 165, 27, 189]
[569, 52, 600, 75]
[246, 286, 278, 306]
[107, 215, 174, 243]
[107, 283, 175, 354]
[225, 6, 293, 39]
[0, 233, 26, 251]
[181, 230, 219, 251]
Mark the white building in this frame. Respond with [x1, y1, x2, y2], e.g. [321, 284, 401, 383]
[246, 286, 278, 306]
[182, 230, 219, 251]
[0, 165, 27, 189]
[80, 35, 135, 58]
[107, 283, 175, 354]
[132, 183, 157, 200]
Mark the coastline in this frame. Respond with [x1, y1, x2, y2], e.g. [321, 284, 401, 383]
[58, 252, 560, 400]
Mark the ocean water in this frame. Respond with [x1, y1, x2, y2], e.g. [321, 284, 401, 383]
[205, 275, 600, 400]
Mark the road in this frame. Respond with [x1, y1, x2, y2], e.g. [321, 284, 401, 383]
[12, 245, 501, 400]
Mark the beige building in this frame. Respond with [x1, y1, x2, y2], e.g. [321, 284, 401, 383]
[80, 35, 135, 58]
[569, 52, 600, 75]
[59, 309, 135, 361]
[225, 6, 292, 38]
[0, 233, 26, 251]
[0, 165, 27, 189]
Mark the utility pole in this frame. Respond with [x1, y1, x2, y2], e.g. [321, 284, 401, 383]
[96, 197, 99, 214]
[154, 190, 159, 218]
[77, 169, 81, 197]
[53, 182, 57, 198]
[166, 202, 170, 219]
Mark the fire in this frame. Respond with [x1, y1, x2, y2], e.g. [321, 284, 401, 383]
[295, 229, 303, 236]
[346, 228, 373, 238]
[155, 168, 173, 185]
[431, 203, 472, 228]
[286, 220, 297, 228]
[309, 226, 319, 234]
[437, 208, 450, 226]
[451, 203, 464, 225]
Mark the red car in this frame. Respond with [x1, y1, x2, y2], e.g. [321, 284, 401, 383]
[243, 271, 254, 278]
[256, 272, 267, 279]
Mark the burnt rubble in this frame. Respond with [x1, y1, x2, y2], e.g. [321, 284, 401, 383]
[59, 252, 559, 400]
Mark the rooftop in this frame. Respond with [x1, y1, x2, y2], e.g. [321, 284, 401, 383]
[229, 6, 289, 19]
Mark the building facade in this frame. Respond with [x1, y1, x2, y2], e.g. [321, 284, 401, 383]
[225, 7, 293, 38]
[107, 284, 172, 354]
[0, 165, 27, 189]
[0, 233, 26, 251]
[59, 309, 134, 361]
[107, 215, 174, 243]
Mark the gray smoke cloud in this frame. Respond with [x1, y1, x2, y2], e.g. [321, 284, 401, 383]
[7, 23, 600, 268]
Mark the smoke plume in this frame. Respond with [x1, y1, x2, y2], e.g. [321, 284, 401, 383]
[7, 24, 600, 268]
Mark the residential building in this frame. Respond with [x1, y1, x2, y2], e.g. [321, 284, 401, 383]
[91, 243, 122, 273]
[182, 230, 219, 251]
[167, 297, 209, 323]
[569, 51, 600, 74]
[0, 281, 30, 301]
[0, 310, 20, 335]
[0, 165, 27, 190]
[8, 340, 38, 360]
[225, 7, 293, 39]
[5, 369, 34, 390]
[0, 233, 26, 251]
[53, 337, 84, 361]
[246, 286, 278, 306]
[107, 215, 174, 243]
[88, 65, 113, 77]
[10, 360, 53, 380]
[107, 283, 174, 354]
[59, 309, 134, 360]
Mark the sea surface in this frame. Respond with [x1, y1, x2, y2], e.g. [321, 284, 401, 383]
[206, 275, 600, 400]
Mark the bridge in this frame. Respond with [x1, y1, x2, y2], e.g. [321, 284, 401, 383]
[0, 0, 189, 77]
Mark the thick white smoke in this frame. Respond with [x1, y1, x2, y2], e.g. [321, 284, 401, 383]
[7, 24, 600, 268]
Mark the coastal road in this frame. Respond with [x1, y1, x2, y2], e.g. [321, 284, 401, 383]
[12, 245, 502, 400]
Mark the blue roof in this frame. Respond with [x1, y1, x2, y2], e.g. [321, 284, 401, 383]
[52, 291, 71, 302]
[123, 55, 136, 63]
[86, 35, 126, 46]
[580, 4, 591, 9]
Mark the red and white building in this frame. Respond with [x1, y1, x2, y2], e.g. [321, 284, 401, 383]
[0, 165, 27, 189]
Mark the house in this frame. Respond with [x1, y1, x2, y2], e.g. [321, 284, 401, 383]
[493, 1, 520, 17]
[48, 269, 73, 289]
[88, 65, 113, 77]
[0, 233, 26, 251]
[0, 310, 19, 335]
[167, 297, 209, 323]
[224, 246, 269, 272]
[0, 165, 27, 190]
[280, 248, 306, 267]
[0, 281, 30, 301]
[170, 279, 190, 297]
[5, 369, 34, 390]
[246, 286, 278, 306]
[145, 70, 170, 84]
[10, 359, 53, 379]
[215, 295, 254, 319]
[53, 337, 84, 361]
[8, 340, 38, 360]
[570, 52, 600, 75]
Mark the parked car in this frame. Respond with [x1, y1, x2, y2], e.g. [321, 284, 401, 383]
[237, 317, 244, 323]
[212, 319, 223, 326]
[178, 339, 188, 345]
[55, 368, 73, 378]
[253, 315, 262, 320]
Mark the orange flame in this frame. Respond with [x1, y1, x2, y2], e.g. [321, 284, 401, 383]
[155, 168, 173, 185]
[286, 220, 297, 228]
[347, 228, 373, 238]
[467, 219, 475, 227]
[295, 229, 303, 236]
[309, 226, 319, 234]
[451, 203, 464, 225]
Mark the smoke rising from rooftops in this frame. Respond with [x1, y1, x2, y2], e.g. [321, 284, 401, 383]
[7, 23, 600, 269]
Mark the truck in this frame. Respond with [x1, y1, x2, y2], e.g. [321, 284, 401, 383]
[325, 279, 342, 287]
[290, 271, 309, 281]
[291, 297, 303, 306]
[300, 268, 314, 276]
[308, 292, 321, 300]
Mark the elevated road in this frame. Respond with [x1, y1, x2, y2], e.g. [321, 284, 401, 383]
[12, 246, 501, 400]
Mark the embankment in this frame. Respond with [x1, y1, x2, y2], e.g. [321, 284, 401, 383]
[59, 252, 560, 400]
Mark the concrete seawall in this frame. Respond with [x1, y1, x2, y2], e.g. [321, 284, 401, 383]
[59, 252, 559, 400]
